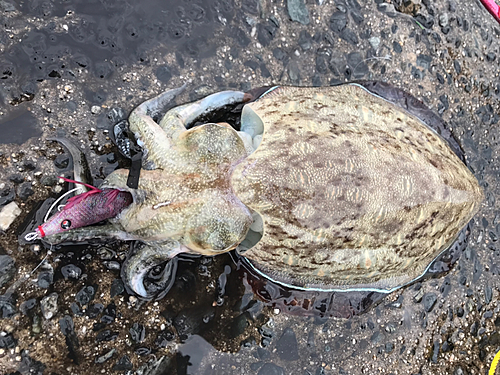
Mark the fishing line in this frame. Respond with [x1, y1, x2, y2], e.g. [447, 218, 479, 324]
[43, 187, 80, 222]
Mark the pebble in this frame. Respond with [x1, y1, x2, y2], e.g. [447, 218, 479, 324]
[110, 279, 124, 298]
[95, 329, 118, 342]
[0, 255, 15, 288]
[76, 285, 96, 306]
[0, 187, 15, 207]
[275, 327, 299, 361]
[0, 295, 17, 318]
[91, 105, 101, 114]
[369, 36, 380, 50]
[129, 322, 146, 343]
[0, 202, 22, 231]
[17, 182, 34, 200]
[41, 293, 58, 319]
[61, 264, 82, 280]
[423, 293, 437, 312]
[37, 271, 54, 289]
[53, 154, 69, 169]
[20, 298, 37, 316]
[287, 0, 310, 25]
[95, 348, 116, 364]
[112, 355, 133, 371]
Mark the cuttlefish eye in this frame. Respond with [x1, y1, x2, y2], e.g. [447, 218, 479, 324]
[61, 220, 71, 230]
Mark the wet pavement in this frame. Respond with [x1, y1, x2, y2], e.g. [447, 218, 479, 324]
[0, 0, 500, 374]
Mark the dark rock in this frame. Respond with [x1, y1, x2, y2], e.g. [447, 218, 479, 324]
[258, 363, 284, 375]
[329, 11, 347, 33]
[0, 187, 15, 206]
[20, 298, 37, 316]
[453, 60, 461, 74]
[0, 255, 15, 288]
[287, 0, 310, 24]
[87, 303, 104, 319]
[155, 330, 175, 348]
[257, 20, 279, 47]
[298, 30, 312, 51]
[486, 52, 496, 62]
[101, 303, 116, 324]
[61, 264, 82, 280]
[276, 327, 299, 361]
[76, 285, 96, 306]
[0, 295, 17, 318]
[54, 154, 70, 169]
[393, 41, 402, 53]
[260, 63, 271, 78]
[113, 355, 133, 371]
[40, 175, 58, 187]
[9, 174, 24, 183]
[37, 271, 53, 289]
[423, 293, 437, 312]
[0, 333, 16, 349]
[110, 278, 124, 298]
[95, 348, 116, 364]
[23, 159, 36, 170]
[130, 322, 146, 343]
[18, 182, 34, 200]
[273, 48, 287, 62]
[315, 48, 331, 74]
[431, 340, 439, 362]
[456, 306, 464, 317]
[95, 329, 118, 342]
[414, 14, 434, 28]
[485, 285, 493, 304]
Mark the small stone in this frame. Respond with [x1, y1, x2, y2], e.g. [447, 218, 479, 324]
[37, 271, 53, 289]
[393, 41, 402, 53]
[287, 0, 310, 25]
[17, 182, 34, 200]
[369, 37, 380, 50]
[95, 329, 118, 342]
[91, 105, 101, 114]
[113, 355, 133, 371]
[76, 285, 96, 306]
[41, 293, 58, 319]
[423, 293, 437, 312]
[95, 348, 116, 364]
[110, 279, 124, 298]
[87, 303, 104, 319]
[54, 154, 69, 169]
[0, 295, 17, 318]
[130, 322, 146, 343]
[0, 255, 15, 288]
[40, 175, 58, 187]
[61, 264, 82, 280]
[20, 299, 37, 316]
[438, 13, 449, 27]
[0, 202, 22, 231]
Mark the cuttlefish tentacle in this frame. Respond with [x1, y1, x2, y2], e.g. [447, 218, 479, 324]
[122, 240, 183, 298]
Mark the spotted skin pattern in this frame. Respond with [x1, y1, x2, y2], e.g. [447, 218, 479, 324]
[232, 85, 483, 291]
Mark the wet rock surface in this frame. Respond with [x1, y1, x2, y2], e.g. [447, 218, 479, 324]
[0, 0, 499, 374]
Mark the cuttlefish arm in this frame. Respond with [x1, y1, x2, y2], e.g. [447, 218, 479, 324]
[122, 240, 185, 299]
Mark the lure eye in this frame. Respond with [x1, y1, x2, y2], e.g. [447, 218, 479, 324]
[61, 220, 71, 230]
